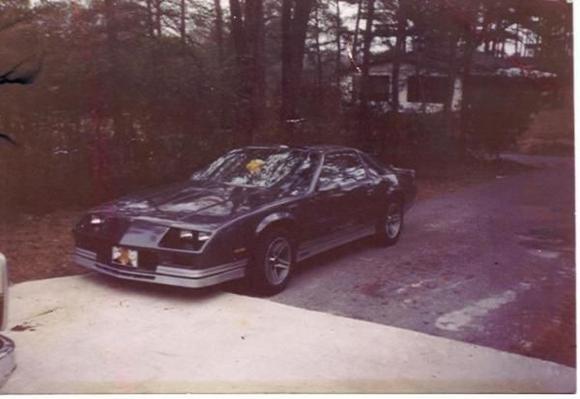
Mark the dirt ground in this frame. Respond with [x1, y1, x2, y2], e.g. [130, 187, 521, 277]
[0, 159, 532, 284]
[0, 210, 85, 283]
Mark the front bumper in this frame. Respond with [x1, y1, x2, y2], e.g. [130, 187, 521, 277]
[73, 247, 247, 288]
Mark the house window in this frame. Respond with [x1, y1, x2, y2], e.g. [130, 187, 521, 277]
[352, 75, 390, 102]
[367, 75, 390, 101]
[407, 76, 448, 103]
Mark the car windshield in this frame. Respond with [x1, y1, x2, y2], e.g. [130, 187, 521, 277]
[192, 148, 316, 188]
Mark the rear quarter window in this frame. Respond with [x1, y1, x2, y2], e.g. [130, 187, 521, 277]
[361, 153, 391, 174]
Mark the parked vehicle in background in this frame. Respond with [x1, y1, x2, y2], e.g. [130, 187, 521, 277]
[73, 145, 417, 295]
[0, 254, 15, 386]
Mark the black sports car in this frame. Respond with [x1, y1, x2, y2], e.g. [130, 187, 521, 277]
[73, 145, 417, 295]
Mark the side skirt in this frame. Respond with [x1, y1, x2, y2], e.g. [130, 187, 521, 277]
[296, 224, 375, 263]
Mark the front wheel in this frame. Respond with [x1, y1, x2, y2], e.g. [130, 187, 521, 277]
[247, 228, 294, 296]
[376, 200, 404, 246]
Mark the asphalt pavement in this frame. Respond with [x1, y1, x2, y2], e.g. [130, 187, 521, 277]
[268, 154, 575, 366]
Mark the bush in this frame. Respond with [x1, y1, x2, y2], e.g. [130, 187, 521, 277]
[464, 77, 542, 157]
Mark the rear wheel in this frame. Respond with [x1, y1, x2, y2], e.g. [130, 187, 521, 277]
[376, 200, 404, 246]
[247, 228, 294, 296]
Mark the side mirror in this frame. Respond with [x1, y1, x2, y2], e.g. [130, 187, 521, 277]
[0, 254, 8, 330]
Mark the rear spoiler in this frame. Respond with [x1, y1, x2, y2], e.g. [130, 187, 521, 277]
[390, 166, 416, 180]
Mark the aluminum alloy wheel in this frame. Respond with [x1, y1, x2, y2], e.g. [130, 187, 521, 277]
[385, 203, 402, 239]
[264, 237, 291, 285]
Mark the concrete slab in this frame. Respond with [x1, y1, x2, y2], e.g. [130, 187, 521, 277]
[0, 274, 575, 393]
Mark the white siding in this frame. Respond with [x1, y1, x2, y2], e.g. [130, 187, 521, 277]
[345, 63, 463, 114]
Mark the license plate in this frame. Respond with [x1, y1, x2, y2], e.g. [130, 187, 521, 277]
[112, 246, 138, 268]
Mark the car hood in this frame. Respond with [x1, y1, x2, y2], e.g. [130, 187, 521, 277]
[92, 180, 287, 229]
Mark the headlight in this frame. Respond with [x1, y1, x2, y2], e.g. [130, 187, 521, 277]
[179, 230, 194, 240]
[178, 230, 212, 242]
[198, 231, 212, 242]
[90, 215, 104, 225]
[75, 214, 105, 232]
[161, 229, 213, 251]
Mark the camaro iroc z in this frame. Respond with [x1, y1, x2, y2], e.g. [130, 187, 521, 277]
[73, 145, 417, 295]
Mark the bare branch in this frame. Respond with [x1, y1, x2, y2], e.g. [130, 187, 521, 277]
[0, 53, 43, 85]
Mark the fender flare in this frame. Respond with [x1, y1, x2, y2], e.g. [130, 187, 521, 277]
[255, 212, 296, 236]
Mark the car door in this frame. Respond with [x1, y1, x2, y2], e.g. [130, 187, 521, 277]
[296, 152, 369, 260]
[357, 151, 390, 224]
[310, 151, 369, 235]
[299, 152, 352, 243]
[333, 151, 373, 230]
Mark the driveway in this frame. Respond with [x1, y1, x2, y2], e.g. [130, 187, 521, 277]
[1, 274, 575, 393]
[268, 155, 575, 366]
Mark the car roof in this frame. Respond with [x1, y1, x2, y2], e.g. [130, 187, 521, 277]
[241, 144, 360, 154]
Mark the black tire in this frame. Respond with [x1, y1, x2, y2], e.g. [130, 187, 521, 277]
[246, 228, 295, 296]
[375, 200, 404, 246]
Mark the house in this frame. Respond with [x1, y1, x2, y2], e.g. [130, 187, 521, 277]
[347, 51, 559, 114]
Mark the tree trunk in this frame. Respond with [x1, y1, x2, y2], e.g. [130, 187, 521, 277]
[104, 0, 121, 195]
[179, 0, 186, 46]
[229, 0, 246, 55]
[155, 0, 162, 37]
[459, 33, 476, 157]
[246, 0, 266, 131]
[103, 2, 122, 141]
[214, 0, 224, 65]
[443, 33, 459, 140]
[145, 0, 155, 38]
[213, 0, 225, 127]
[358, 0, 374, 151]
[229, 0, 250, 145]
[352, 0, 363, 63]
[391, 3, 405, 113]
[280, 0, 316, 144]
[280, 0, 292, 126]
[387, 0, 405, 160]
[229, 0, 265, 146]
[349, 0, 362, 101]
[335, 0, 342, 86]
[314, 5, 323, 95]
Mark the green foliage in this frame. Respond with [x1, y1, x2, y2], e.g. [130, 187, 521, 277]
[464, 77, 543, 156]
[0, 0, 235, 213]
[0, 0, 572, 215]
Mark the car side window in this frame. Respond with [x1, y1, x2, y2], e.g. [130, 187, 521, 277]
[284, 152, 321, 194]
[362, 153, 391, 174]
[318, 152, 367, 190]
[342, 153, 367, 182]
